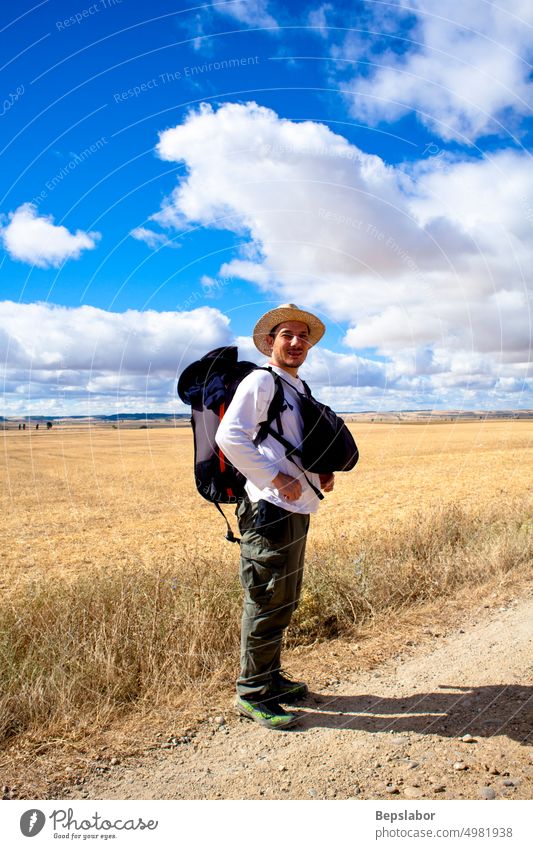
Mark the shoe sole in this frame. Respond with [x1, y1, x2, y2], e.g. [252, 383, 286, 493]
[236, 703, 298, 730]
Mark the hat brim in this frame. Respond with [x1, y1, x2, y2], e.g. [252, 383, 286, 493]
[253, 305, 325, 356]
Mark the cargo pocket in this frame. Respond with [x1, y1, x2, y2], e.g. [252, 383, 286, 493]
[240, 525, 289, 573]
[240, 558, 279, 605]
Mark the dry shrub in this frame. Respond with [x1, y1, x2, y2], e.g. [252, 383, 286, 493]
[0, 498, 531, 743]
[290, 498, 532, 642]
[0, 557, 242, 743]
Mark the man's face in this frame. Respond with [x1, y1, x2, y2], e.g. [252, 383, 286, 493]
[267, 320, 311, 372]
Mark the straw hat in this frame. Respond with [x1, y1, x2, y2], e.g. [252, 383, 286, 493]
[253, 303, 326, 356]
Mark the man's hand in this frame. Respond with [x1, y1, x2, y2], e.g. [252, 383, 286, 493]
[319, 472, 335, 492]
[272, 472, 302, 502]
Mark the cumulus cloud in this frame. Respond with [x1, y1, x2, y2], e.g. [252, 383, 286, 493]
[213, 0, 279, 28]
[332, 0, 533, 141]
[151, 100, 532, 405]
[155, 101, 465, 295]
[130, 226, 178, 249]
[0, 302, 231, 414]
[0, 203, 100, 268]
[308, 3, 333, 37]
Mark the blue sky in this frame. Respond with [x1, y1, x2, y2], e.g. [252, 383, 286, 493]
[1, 0, 532, 414]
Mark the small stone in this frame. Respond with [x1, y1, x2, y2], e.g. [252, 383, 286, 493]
[461, 734, 475, 743]
[453, 762, 468, 771]
[433, 785, 446, 793]
[214, 715, 225, 727]
[385, 784, 400, 794]
[503, 779, 515, 787]
[279, 765, 288, 772]
[308, 788, 317, 797]
[110, 757, 119, 766]
[403, 785, 422, 798]
[489, 765, 500, 775]
[406, 761, 419, 769]
[481, 786, 496, 800]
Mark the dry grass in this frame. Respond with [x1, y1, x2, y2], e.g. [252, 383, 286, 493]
[291, 499, 532, 642]
[1, 421, 532, 746]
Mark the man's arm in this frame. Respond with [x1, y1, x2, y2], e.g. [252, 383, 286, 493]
[216, 370, 288, 492]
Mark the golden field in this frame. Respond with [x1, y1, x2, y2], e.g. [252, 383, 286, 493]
[2, 420, 532, 583]
[1, 421, 532, 743]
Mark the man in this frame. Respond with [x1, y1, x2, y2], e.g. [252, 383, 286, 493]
[216, 304, 334, 729]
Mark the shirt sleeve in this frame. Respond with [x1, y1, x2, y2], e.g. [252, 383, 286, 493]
[215, 369, 280, 490]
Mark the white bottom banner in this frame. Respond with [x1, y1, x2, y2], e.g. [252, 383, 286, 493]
[2, 799, 530, 848]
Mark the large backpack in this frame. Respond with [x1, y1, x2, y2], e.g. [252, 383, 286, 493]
[177, 347, 358, 540]
[177, 347, 286, 540]
[270, 376, 359, 474]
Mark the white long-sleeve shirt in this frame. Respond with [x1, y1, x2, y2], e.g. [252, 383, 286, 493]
[215, 365, 321, 514]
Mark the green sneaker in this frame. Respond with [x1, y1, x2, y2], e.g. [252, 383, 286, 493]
[236, 696, 298, 729]
[270, 672, 309, 702]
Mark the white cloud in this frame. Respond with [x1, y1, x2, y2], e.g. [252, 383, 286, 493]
[303, 345, 387, 389]
[150, 101, 532, 406]
[0, 302, 231, 414]
[130, 226, 178, 249]
[334, 0, 533, 141]
[308, 3, 333, 37]
[0, 203, 100, 268]
[213, 0, 279, 28]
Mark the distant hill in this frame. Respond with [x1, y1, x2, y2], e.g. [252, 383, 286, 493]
[2, 410, 532, 427]
[2, 413, 189, 422]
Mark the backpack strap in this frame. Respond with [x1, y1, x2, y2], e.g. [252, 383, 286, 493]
[300, 379, 312, 398]
[265, 426, 324, 501]
[214, 501, 240, 544]
[252, 367, 287, 446]
[255, 369, 323, 501]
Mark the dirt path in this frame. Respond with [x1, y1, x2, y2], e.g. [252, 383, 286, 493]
[76, 596, 533, 801]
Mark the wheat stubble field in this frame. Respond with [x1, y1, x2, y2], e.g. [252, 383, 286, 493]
[1, 420, 532, 795]
[3, 420, 532, 580]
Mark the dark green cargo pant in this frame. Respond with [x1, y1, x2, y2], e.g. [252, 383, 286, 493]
[236, 496, 310, 700]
